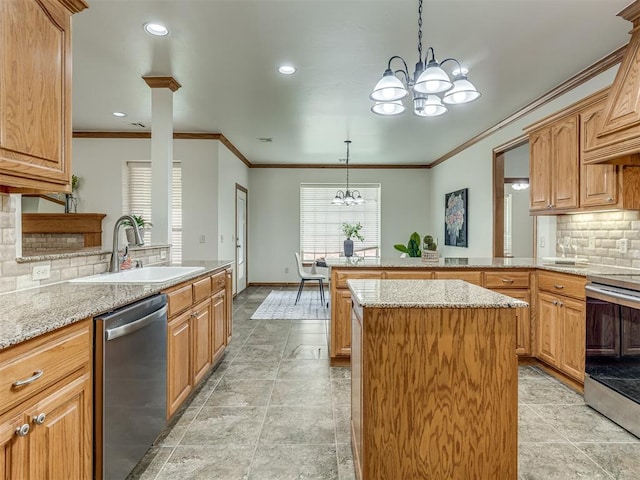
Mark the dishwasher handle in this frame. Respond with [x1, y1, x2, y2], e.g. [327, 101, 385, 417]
[105, 305, 167, 341]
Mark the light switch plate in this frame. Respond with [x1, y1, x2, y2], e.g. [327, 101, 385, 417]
[160, 251, 167, 260]
[619, 238, 628, 254]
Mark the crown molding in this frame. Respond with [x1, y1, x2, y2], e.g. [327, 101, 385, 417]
[59, 0, 89, 13]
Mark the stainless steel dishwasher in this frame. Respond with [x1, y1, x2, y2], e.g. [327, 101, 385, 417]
[94, 293, 168, 480]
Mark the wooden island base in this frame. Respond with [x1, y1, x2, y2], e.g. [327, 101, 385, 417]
[351, 301, 518, 480]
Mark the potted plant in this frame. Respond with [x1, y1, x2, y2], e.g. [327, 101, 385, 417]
[124, 215, 153, 245]
[342, 222, 364, 257]
[422, 235, 439, 261]
[394, 232, 422, 257]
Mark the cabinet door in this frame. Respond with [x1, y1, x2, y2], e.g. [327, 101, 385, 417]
[332, 290, 353, 358]
[494, 289, 531, 356]
[28, 372, 92, 480]
[167, 311, 192, 418]
[225, 270, 233, 344]
[537, 292, 561, 368]
[0, 412, 27, 480]
[552, 116, 579, 209]
[529, 128, 552, 211]
[350, 302, 363, 480]
[561, 297, 586, 382]
[191, 300, 212, 385]
[0, 0, 76, 191]
[211, 291, 226, 363]
[581, 164, 618, 208]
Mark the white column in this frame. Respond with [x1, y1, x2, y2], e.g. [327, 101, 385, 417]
[149, 87, 174, 245]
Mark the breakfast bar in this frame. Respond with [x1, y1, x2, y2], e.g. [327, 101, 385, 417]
[348, 279, 526, 480]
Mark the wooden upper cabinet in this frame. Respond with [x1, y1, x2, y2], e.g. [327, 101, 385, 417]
[582, 2, 640, 164]
[529, 128, 552, 211]
[528, 116, 578, 213]
[0, 0, 87, 193]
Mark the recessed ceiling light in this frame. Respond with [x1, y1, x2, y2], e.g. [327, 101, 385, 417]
[112, 111, 127, 117]
[143, 22, 169, 36]
[278, 65, 296, 75]
[452, 67, 469, 76]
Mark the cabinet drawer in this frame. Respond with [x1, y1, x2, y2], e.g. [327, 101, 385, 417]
[484, 271, 530, 289]
[433, 270, 483, 285]
[333, 270, 384, 289]
[538, 271, 586, 300]
[211, 271, 227, 293]
[0, 320, 91, 416]
[193, 276, 212, 303]
[385, 270, 434, 279]
[167, 284, 193, 317]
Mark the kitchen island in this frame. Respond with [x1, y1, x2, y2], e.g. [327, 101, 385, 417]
[349, 279, 526, 480]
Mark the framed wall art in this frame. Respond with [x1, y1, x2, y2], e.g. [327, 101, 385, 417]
[444, 188, 468, 247]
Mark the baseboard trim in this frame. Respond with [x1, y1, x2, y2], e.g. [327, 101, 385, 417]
[519, 357, 584, 394]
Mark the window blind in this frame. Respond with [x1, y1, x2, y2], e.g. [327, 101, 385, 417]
[300, 183, 381, 262]
[124, 161, 182, 264]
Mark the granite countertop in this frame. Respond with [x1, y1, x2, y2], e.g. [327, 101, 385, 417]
[348, 279, 530, 309]
[0, 260, 233, 350]
[325, 256, 640, 277]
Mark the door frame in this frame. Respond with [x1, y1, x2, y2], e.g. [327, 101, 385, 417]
[235, 183, 248, 295]
[492, 135, 532, 258]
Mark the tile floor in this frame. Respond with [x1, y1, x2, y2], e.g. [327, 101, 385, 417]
[130, 286, 640, 480]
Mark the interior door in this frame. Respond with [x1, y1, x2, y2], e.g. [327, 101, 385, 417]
[235, 184, 248, 294]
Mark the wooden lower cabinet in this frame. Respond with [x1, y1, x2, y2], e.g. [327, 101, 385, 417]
[192, 300, 212, 386]
[167, 311, 192, 418]
[212, 290, 226, 363]
[493, 289, 531, 355]
[165, 268, 233, 418]
[225, 270, 233, 344]
[0, 320, 92, 479]
[537, 291, 586, 382]
[331, 289, 353, 360]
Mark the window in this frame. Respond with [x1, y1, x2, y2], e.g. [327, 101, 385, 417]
[123, 161, 182, 263]
[300, 183, 381, 262]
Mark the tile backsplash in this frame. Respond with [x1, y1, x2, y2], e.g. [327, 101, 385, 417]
[556, 211, 640, 268]
[0, 193, 170, 293]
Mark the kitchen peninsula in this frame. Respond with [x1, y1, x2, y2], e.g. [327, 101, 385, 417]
[349, 279, 525, 479]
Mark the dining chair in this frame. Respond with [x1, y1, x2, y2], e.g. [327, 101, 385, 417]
[294, 252, 326, 305]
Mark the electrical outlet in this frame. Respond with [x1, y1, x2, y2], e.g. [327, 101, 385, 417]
[588, 236, 596, 250]
[539, 236, 545, 248]
[285, 267, 289, 274]
[619, 238, 628, 254]
[160, 251, 167, 260]
[199, 234, 206, 244]
[32, 265, 50, 280]
[220, 235, 224, 243]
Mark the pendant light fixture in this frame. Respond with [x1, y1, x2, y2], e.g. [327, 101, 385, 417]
[332, 140, 364, 206]
[369, 0, 480, 117]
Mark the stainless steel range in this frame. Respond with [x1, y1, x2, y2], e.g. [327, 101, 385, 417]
[585, 274, 640, 438]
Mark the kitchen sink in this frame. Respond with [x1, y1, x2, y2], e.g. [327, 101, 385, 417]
[69, 266, 206, 284]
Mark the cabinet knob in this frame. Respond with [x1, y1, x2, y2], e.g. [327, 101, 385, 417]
[501, 278, 514, 284]
[552, 300, 558, 305]
[607, 196, 613, 202]
[553, 284, 564, 290]
[15, 424, 30, 437]
[33, 413, 46, 425]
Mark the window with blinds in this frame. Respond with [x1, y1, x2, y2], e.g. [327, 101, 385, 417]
[300, 183, 381, 262]
[123, 161, 182, 263]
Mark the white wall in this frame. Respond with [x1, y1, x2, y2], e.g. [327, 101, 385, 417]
[248, 168, 430, 283]
[72, 138, 222, 261]
[504, 186, 534, 257]
[217, 143, 250, 294]
[428, 67, 618, 257]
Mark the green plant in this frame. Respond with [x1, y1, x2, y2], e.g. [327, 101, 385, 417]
[341, 222, 364, 241]
[423, 235, 438, 251]
[394, 232, 422, 257]
[124, 214, 153, 229]
[71, 174, 80, 192]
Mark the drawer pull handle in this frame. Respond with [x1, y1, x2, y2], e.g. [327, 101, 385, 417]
[501, 278, 514, 284]
[12, 370, 43, 388]
[33, 413, 46, 425]
[553, 284, 564, 290]
[15, 424, 29, 437]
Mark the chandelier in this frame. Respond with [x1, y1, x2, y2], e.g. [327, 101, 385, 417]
[369, 0, 480, 117]
[332, 140, 364, 206]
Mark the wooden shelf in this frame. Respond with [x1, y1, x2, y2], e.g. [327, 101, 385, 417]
[22, 213, 106, 247]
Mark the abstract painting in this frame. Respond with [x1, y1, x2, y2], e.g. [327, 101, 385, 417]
[444, 188, 468, 247]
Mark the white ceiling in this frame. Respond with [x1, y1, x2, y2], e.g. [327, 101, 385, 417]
[72, 0, 632, 166]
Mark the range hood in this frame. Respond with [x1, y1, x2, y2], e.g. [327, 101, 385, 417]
[583, 1, 640, 164]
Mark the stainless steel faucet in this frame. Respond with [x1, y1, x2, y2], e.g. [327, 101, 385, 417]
[110, 215, 145, 272]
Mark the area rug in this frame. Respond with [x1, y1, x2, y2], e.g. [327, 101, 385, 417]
[250, 290, 330, 320]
